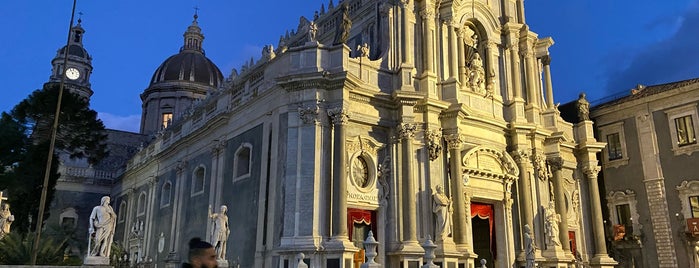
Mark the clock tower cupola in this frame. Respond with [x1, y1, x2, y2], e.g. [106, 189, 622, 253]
[48, 18, 94, 100]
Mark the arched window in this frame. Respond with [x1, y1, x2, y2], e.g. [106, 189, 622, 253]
[161, 182, 172, 208]
[192, 166, 205, 196]
[118, 201, 127, 223]
[137, 192, 147, 216]
[234, 144, 252, 180]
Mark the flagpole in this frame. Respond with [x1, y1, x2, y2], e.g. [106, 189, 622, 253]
[30, 0, 77, 265]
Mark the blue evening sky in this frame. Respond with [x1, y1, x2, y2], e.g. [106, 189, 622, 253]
[1, 1, 698, 132]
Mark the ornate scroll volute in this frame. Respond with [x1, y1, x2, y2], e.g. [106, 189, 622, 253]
[327, 107, 349, 126]
[424, 128, 443, 161]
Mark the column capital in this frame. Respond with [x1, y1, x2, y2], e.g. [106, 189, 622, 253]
[299, 106, 320, 125]
[328, 107, 350, 125]
[397, 123, 417, 139]
[547, 157, 564, 172]
[583, 166, 601, 179]
[444, 133, 465, 149]
[176, 160, 188, 174]
[509, 149, 530, 164]
[211, 139, 227, 155]
[419, 9, 435, 20]
[424, 128, 443, 161]
[541, 55, 552, 65]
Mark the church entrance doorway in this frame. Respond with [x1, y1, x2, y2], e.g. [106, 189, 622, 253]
[471, 202, 495, 267]
[348, 208, 376, 268]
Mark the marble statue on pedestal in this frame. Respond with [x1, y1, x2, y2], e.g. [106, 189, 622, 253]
[432, 185, 453, 241]
[524, 224, 536, 268]
[209, 205, 230, 260]
[0, 203, 14, 239]
[468, 53, 486, 94]
[576, 93, 590, 121]
[544, 202, 561, 247]
[88, 196, 117, 258]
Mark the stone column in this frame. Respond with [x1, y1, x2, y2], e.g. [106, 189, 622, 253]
[508, 41, 522, 99]
[421, 9, 436, 75]
[522, 49, 538, 107]
[398, 123, 420, 247]
[445, 134, 468, 248]
[456, 29, 466, 86]
[548, 157, 570, 251]
[329, 108, 350, 240]
[447, 22, 458, 80]
[511, 150, 535, 237]
[541, 55, 554, 108]
[584, 166, 607, 256]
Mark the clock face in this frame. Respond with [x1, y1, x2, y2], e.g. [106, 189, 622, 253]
[65, 67, 80, 80]
[352, 156, 370, 188]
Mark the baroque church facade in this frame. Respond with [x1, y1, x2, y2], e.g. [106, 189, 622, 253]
[46, 1, 617, 268]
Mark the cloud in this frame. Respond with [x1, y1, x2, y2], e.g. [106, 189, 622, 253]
[604, 5, 699, 93]
[98, 112, 141, 133]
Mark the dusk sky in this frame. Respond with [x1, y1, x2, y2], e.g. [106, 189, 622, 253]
[2, 0, 698, 132]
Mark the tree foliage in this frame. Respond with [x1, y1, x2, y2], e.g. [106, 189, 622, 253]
[0, 83, 108, 234]
[0, 231, 69, 265]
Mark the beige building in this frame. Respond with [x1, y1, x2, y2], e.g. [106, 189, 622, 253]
[592, 78, 699, 268]
[46, 1, 617, 268]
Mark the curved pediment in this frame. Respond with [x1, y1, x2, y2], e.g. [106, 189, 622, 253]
[461, 146, 519, 179]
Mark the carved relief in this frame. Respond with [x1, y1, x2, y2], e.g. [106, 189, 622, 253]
[531, 154, 550, 181]
[377, 156, 391, 203]
[424, 128, 443, 161]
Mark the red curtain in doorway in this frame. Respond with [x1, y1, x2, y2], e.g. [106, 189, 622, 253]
[471, 203, 496, 257]
[347, 208, 376, 241]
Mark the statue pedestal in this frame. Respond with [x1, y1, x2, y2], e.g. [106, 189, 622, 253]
[84, 256, 110, 266]
[434, 239, 461, 268]
[217, 259, 229, 268]
[540, 246, 572, 268]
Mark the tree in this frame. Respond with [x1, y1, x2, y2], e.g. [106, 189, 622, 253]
[0, 83, 108, 233]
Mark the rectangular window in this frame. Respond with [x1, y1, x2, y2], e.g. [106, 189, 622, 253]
[162, 113, 173, 129]
[675, 115, 696, 146]
[607, 133, 623, 160]
[690, 196, 699, 218]
[616, 204, 632, 235]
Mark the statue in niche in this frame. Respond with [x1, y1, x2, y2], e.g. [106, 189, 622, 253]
[88, 196, 117, 257]
[209, 205, 230, 260]
[308, 21, 318, 42]
[524, 224, 536, 268]
[544, 202, 562, 247]
[0, 203, 14, 239]
[333, 3, 352, 45]
[576, 93, 590, 121]
[468, 53, 486, 94]
[432, 185, 453, 241]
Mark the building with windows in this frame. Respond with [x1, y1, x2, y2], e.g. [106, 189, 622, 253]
[591, 78, 699, 268]
[34, 1, 621, 268]
[107, 1, 617, 268]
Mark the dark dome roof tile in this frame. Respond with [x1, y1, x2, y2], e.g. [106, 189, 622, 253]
[149, 51, 223, 87]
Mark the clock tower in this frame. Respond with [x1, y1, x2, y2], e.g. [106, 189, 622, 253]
[47, 18, 94, 100]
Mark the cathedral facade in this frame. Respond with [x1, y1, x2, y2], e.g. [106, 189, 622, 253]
[98, 1, 617, 268]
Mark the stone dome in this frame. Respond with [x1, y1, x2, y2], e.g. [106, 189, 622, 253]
[149, 50, 223, 87]
[59, 44, 91, 59]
